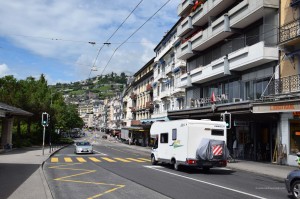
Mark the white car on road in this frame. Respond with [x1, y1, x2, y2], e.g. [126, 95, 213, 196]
[74, 141, 93, 154]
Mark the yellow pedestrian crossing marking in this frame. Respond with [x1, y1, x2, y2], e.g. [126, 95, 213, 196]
[89, 157, 101, 162]
[51, 157, 58, 163]
[50, 157, 150, 163]
[114, 158, 131, 162]
[76, 157, 86, 162]
[126, 158, 146, 162]
[101, 157, 117, 162]
[137, 158, 151, 162]
[64, 157, 73, 163]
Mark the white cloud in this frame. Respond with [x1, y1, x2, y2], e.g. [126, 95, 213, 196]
[0, 63, 10, 77]
[0, 0, 179, 83]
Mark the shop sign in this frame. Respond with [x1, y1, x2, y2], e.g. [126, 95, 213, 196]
[234, 120, 249, 126]
[253, 103, 300, 113]
[295, 132, 300, 136]
[293, 112, 300, 118]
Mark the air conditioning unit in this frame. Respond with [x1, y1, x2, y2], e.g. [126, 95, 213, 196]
[233, 98, 242, 102]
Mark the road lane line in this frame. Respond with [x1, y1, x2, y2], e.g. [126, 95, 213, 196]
[49, 163, 125, 198]
[92, 150, 107, 156]
[51, 157, 59, 163]
[114, 158, 131, 162]
[138, 158, 151, 162]
[126, 158, 146, 162]
[89, 157, 101, 162]
[64, 157, 73, 163]
[144, 166, 267, 199]
[76, 157, 87, 162]
[101, 157, 117, 162]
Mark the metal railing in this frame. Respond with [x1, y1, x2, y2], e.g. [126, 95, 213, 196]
[262, 74, 300, 100]
[279, 18, 300, 44]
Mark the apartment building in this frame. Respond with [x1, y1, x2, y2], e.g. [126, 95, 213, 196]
[125, 58, 155, 146]
[168, 0, 279, 163]
[152, 19, 186, 122]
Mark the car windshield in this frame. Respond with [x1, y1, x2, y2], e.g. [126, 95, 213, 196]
[76, 142, 91, 146]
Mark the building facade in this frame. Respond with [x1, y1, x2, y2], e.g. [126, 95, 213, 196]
[169, 0, 279, 163]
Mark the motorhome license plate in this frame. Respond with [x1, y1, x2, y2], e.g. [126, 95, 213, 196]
[203, 162, 212, 166]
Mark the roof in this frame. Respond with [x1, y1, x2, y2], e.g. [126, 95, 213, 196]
[0, 102, 33, 117]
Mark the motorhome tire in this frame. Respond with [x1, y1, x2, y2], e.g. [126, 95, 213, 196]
[151, 155, 158, 165]
[203, 167, 210, 172]
[174, 162, 181, 171]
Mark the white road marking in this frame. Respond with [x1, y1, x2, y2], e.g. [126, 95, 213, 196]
[92, 150, 107, 156]
[144, 166, 267, 199]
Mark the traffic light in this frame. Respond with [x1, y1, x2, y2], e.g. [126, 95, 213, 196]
[223, 112, 231, 129]
[42, 112, 48, 126]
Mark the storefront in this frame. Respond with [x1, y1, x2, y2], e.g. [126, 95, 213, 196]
[253, 100, 300, 166]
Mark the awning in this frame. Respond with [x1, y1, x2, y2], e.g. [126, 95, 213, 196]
[173, 67, 180, 73]
[140, 116, 169, 124]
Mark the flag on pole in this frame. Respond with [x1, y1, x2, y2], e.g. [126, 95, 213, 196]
[211, 91, 216, 103]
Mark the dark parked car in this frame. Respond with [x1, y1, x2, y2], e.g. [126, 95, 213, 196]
[285, 169, 300, 199]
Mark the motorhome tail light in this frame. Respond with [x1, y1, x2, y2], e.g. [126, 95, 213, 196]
[219, 160, 227, 166]
[186, 159, 197, 165]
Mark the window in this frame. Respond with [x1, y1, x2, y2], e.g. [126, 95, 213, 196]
[172, 129, 177, 140]
[290, 120, 300, 154]
[211, 130, 224, 136]
[160, 133, 168, 143]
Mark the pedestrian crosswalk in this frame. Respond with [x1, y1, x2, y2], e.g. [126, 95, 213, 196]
[50, 156, 151, 163]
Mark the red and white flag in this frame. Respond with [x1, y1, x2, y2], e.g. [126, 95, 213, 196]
[210, 91, 216, 103]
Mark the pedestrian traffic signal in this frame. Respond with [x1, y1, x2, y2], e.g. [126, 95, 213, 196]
[42, 112, 49, 126]
[223, 112, 231, 129]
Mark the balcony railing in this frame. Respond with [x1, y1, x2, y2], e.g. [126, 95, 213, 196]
[263, 74, 300, 99]
[130, 92, 137, 99]
[146, 84, 153, 92]
[291, 0, 300, 7]
[279, 18, 300, 44]
[146, 101, 154, 110]
[131, 120, 141, 126]
[130, 107, 136, 113]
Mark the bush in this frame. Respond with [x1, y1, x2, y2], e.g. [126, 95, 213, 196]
[58, 137, 74, 144]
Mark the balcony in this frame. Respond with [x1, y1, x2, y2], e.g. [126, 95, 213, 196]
[229, 0, 279, 29]
[191, 15, 232, 52]
[190, 0, 279, 52]
[130, 92, 137, 100]
[146, 101, 154, 110]
[146, 84, 153, 92]
[176, 41, 194, 60]
[177, 16, 193, 37]
[263, 74, 300, 98]
[177, 0, 194, 17]
[291, 0, 300, 7]
[170, 87, 185, 96]
[130, 107, 136, 113]
[131, 120, 141, 126]
[174, 60, 186, 68]
[279, 18, 300, 45]
[180, 41, 278, 85]
[191, 0, 235, 27]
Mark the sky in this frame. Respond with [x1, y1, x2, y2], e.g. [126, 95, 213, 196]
[0, 0, 179, 85]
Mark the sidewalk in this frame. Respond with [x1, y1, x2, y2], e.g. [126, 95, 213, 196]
[107, 139, 298, 180]
[0, 146, 56, 199]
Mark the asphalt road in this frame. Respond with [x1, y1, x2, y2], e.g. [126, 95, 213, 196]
[44, 133, 288, 199]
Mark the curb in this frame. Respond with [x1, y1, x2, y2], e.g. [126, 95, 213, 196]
[41, 145, 70, 199]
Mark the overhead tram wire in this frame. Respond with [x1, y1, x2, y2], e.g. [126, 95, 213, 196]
[99, 0, 172, 77]
[88, 0, 144, 79]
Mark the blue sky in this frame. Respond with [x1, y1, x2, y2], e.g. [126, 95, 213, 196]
[0, 0, 179, 85]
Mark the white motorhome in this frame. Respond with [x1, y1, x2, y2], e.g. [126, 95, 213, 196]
[150, 119, 228, 171]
